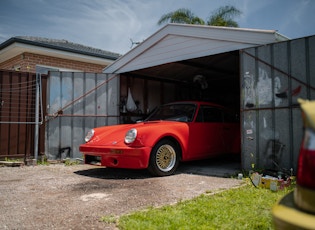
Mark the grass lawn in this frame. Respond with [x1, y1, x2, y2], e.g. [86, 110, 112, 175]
[103, 179, 295, 230]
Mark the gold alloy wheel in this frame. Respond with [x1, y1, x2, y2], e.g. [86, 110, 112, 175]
[156, 144, 176, 172]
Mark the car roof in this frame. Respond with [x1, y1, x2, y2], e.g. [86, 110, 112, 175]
[164, 101, 225, 108]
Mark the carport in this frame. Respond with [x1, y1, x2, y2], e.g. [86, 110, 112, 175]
[103, 23, 292, 171]
[105, 25, 287, 113]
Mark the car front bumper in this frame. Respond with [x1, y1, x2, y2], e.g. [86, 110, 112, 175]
[272, 191, 315, 230]
[80, 145, 152, 169]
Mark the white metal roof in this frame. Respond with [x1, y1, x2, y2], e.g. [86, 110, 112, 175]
[104, 23, 289, 74]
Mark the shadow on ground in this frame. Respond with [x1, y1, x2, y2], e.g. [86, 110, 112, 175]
[74, 153, 241, 180]
[178, 153, 241, 177]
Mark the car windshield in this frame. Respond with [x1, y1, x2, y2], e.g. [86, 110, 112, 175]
[145, 103, 196, 122]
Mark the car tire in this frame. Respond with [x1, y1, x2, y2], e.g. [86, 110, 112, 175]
[148, 139, 180, 176]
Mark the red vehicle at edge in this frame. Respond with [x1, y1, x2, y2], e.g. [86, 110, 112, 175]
[79, 101, 240, 176]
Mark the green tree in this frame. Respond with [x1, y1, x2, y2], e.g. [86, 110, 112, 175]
[207, 5, 242, 27]
[157, 8, 205, 25]
[157, 5, 241, 28]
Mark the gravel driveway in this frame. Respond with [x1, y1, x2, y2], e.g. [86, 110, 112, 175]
[0, 159, 243, 230]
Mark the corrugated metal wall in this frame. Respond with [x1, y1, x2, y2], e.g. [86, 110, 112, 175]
[240, 35, 315, 172]
[45, 71, 119, 159]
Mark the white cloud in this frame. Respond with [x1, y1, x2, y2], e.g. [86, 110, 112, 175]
[1, 0, 315, 54]
[37, 0, 162, 54]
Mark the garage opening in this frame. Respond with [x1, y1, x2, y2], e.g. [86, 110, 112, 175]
[118, 50, 241, 176]
[119, 50, 240, 120]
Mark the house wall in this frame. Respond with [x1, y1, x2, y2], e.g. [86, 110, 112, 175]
[240, 35, 315, 172]
[0, 52, 106, 73]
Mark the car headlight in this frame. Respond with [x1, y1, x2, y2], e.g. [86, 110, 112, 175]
[85, 129, 95, 142]
[125, 128, 137, 144]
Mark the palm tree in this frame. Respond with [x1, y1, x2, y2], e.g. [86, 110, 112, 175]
[157, 5, 241, 28]
[157, 8, 205, 25]
[207, 6, 242, 27]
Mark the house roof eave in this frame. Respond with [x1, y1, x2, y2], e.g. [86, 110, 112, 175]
[0, 37, 121, 65]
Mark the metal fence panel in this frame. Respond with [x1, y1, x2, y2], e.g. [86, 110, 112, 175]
[46, 72, 119, 159]
[0, 71, 46, 158]
[241, 35, 315, 172]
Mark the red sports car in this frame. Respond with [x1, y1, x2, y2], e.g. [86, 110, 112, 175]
[79, 101, 240, 176]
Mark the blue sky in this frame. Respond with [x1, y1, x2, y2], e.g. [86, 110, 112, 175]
[1, 0, 314, 54]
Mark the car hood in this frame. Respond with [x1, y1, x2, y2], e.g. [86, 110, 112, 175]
[84, 120, 188, 147]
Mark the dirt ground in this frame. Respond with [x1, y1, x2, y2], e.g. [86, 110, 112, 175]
[0, 161, 243, 230]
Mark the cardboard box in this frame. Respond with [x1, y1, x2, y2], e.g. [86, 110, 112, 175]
[260, 177, 273, 189]
[251, 172, 291, 191]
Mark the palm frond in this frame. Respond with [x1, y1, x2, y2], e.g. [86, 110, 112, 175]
[158, 8, 204, 25]
[207, 5, 242, 27]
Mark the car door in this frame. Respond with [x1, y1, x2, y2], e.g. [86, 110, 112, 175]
[187, 105, 224, 159]
[222, 110, 241, 153]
